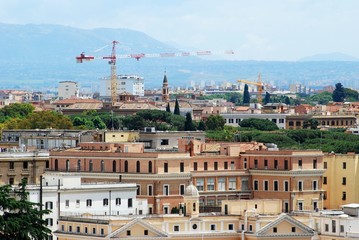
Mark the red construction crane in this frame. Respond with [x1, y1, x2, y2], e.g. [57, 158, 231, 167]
[76, 41, 235, 106]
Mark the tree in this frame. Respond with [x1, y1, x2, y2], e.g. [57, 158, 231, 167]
[0, 178, 51, 239]
[332, 83, 346, 102]
[197, 121, 207, 131]
[239, 118, 279, 131]
[242, 84, 250, 105]
[344, 88, 359, 102]
[174, 99, 180, 115]
[166, 102, 171, 113]
[263, 92, 271, 105]
[303, 119, 319, 129]
[206, 115, 225, 131]
[0, 103, 35, 123]
[284, 96, 291, 105]
[184, 112, 196, 131]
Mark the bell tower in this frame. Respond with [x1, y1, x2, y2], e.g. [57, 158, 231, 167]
[162, 71, 169, 102]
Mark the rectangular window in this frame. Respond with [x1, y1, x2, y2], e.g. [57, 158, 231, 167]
[210, 224, 216, 231]
[193, 162, 197, 171]
[86, 199, 92, 207]
[292, 227, 296, 232]
[196, 178, 204, 191]
[284, 160, 288, 170]
[174, 225, 179, 232]
[128, 198, 133, 208]
[230, 161, 235, 170]
[23, 161, 28, 169]
[325, 224, 329, 232]
[323, 177, 327, 185]
[298, 159, 302, 169]
[77, 226, 80, 233]
[204, 162, 208, 171]
[103, 198, 108, 206]
[65, 200, 69, 207]
[254, 159, 258, 169]
[312, 180, 318, 190]
[264, 159, 268, 168]
[160, 139, 169, 145]
[164, 162, 168, 173]
[144, 230, 148, 235]
[340, 225, 344, 233]
[274, 160, 278, 169]
[76, 199, 80, 207]
[254, 180, 259, 190]
[229, 177, 236, 190]
[343, 162, 346, 169]
[273, 227, 277, 233]
[324, 161, 327, 169]
[332, 220, 336, 233]
[274, 180, 279, 191]
[69, 226, 72, 232]
[298, 181, 303, 191]
[84, 227, 88, 233]
[313, 159, 317, 169]
[116, 198, 121, 205]
[214, 162, 218, 170]
[101, 228, 104, 235]
[228, 224, 234, 230]
[180, 184, 185, 195]
[148, 185, 153, 196]
[180, 162, 184, 172]
[218, 177, 226, 191]
[127, 230, 131, 236]
[284, 181, 289, 191]
[224, 162, 228, 170]
[342, 177, 346, 185]
[342, 192, 346, 200]
[264, 180, 269, 191]
[93, 228, 96, 234]
[9, 162, 14, 170]
[207, 178, 215, 191]
[163, 185, 169, 195]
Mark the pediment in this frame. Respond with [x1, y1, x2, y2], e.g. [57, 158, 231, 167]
[256, 213, 314, 237]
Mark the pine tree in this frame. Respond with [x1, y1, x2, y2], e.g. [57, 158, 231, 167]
[0, 178, 51, 240]
[174, 99, 180, 115]
[243, 84, 250, 105]
[332, 83, 346, 102]
[184, 112, 196, 131]
[166, 102, 171, 113]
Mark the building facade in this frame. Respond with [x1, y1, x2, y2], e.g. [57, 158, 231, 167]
[58, 81, 79, 100]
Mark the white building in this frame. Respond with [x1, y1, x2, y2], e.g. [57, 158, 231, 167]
[221, 113, 289, 129]
[100, 75, 144, 97]
[58, 81, 79, 100]
[27, 173, 147, 240]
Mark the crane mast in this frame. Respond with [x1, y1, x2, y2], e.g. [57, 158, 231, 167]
[237, 73, 264, 104]
[102, 41, 119, 106]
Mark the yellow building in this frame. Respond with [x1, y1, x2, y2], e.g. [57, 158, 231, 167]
[323, 153, 359, 209]
[104, 131, 139, 142]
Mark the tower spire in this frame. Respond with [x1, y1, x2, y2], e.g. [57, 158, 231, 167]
[162, 70, 169, 102]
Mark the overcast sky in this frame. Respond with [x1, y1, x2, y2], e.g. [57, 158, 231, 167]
[1, 0, 358, 60]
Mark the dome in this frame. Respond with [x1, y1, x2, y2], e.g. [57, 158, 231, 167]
[185, 182, 199, 197]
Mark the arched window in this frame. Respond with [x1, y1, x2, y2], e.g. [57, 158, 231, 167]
[89, 160, 93, 172]
[112, 160, 116, 172]
[54, 159, 58, 171]
[243, 158, 247, 169]
[193, 203, 196, 211]
[124, 161, 128, 173]
[148, 161, 152, 173]
[101, 160, 105, 172]
[77, 160, 81, 172]
[66, 160, 70, 172]
[136, 161, 141, 173]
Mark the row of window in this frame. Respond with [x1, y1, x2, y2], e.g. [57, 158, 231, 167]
[253, 179, 319, 191]
[137, 184, 186, 196]
[61, 225, 105, 236]
[323, 161, 347, 169]
[323, 177, 347, 185]
[55, 198, 133, 208]
[226, 118, 285, 124]
[193, 161, 235, 171]
[196, 177, 238, 191]
[324, 220, 345, 233]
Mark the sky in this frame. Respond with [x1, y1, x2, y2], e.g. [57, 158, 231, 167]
[0, 0, 358, 61]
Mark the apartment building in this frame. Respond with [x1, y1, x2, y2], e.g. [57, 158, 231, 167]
[240, 150, 325, 212]
[27, 173, 146, 240]
[222, 113, 289, 129]
[323, 153, 359, 209]
[0, 151, 49, 185]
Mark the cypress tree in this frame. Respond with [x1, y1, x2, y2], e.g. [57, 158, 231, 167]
[263, 92, 271, 105]
[166, 102, 171, 113]
[332, 83, 346, 102]
[243, 84, 250, 105]
[184, 112, 196, 131]
[174, 99, 180, 115]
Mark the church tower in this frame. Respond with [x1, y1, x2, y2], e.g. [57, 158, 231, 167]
[162, 72, 169, 102]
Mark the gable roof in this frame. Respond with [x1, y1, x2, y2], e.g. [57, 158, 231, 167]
[107, 218, 168, 239]
[256, 213, 314, 237]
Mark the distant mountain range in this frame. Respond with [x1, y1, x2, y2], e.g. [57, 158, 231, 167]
[0, 23, 359, 91]
[299, 52, 359, 62]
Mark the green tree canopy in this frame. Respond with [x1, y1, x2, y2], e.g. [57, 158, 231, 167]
[0, 179, 51, 239]
[344, 88, 359, 102]
[0, 103, 35, 123]
[206, 115, 225, 131]
[309, 91, 332, 105]
[174, 99, 180, 115]
[332, 83, 346, 102]
[239, 118, 279, 131]
[263, 92, 271, 105]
